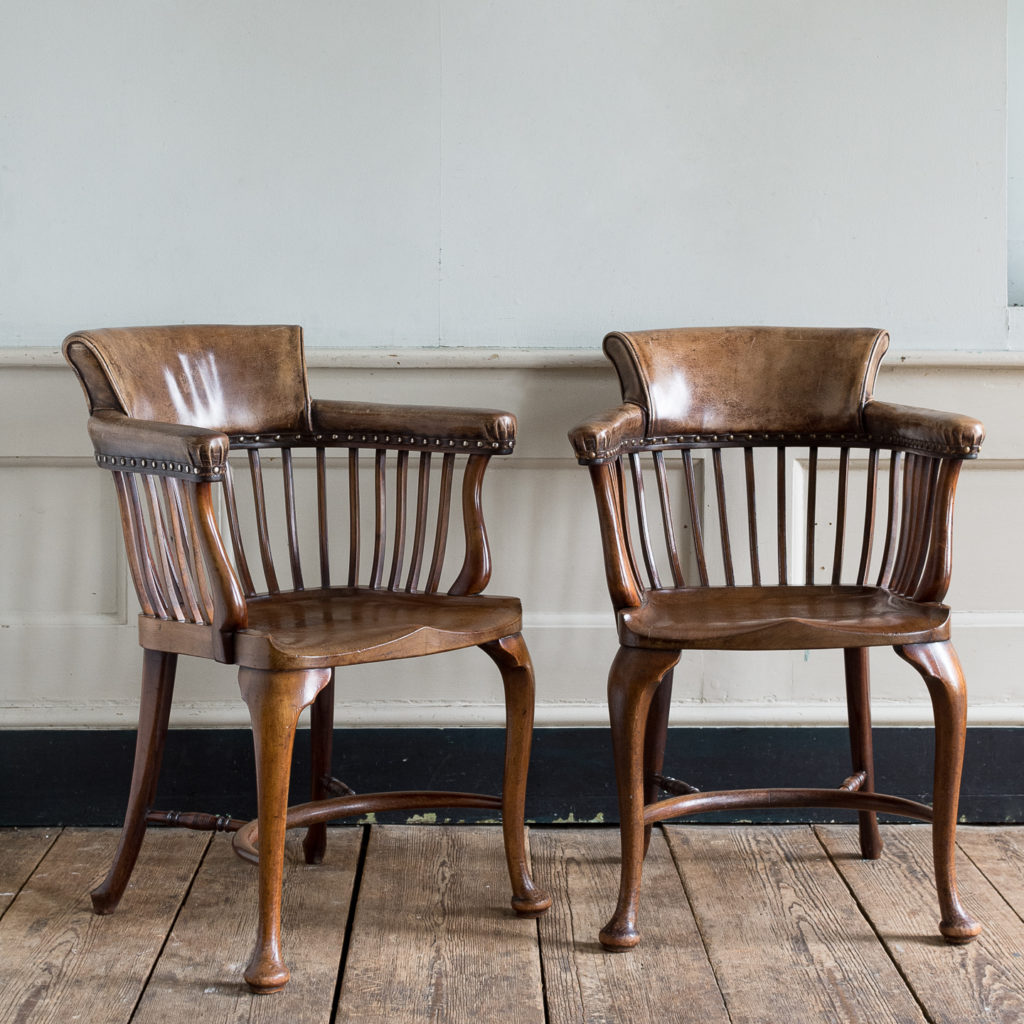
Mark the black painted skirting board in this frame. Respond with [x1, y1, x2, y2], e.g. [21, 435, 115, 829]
[1, 727, 1021, 826]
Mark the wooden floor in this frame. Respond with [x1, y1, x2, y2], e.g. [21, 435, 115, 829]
[2, 825, 1024, 1023]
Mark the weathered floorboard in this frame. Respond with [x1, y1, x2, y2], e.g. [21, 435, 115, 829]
[956, 825, 1024, 922]
[0, 828, 208, 1024]
[0, 828, 59, 918]
[533, 827, 729, 1024]
[817, 824, 1024, 1024]
[666, 824, 927, 1024]
[132, 830, 362, 1024]
[336, 825, 545, 1024]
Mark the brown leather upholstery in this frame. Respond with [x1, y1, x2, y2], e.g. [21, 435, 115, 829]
[603, 326, 889, 436]
[63, 325, 310, 434]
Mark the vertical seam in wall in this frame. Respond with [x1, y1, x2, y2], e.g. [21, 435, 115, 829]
[436, 0, 444, 347]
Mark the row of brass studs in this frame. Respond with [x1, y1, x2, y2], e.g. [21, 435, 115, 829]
[94, 453, 222, 476]
[232, 431, 513, 451]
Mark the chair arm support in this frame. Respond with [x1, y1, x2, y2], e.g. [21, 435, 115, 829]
[88, 411, 230, 481]
[310, 399, 516, 453]
[569, 404, 647, 463]
[862, 402, 984, 459]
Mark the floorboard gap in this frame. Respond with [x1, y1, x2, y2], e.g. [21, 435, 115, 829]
[329, 824, 371, 1024]
[811, 825, 937, 1024]
[126, 831, 214, 1024]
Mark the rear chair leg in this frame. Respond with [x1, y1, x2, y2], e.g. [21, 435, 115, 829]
[302, 671, 335, 865]
[239, 666, 332, 993]
[844, 647, 883, 860]
[481, 634, 551, 916]
[92, 649, 176, 914]
[642, 668, 674, 858]
[896, 641, 981, 944]
[601, 646, 681, 951]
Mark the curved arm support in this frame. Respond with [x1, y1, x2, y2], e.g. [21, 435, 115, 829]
[193, 482, 247, 658]
[88, 410, 230, 481]
[449, 455, 492, 596]
[863, 401, 984, 459]
[569, 404, 647, 463]
[311, 399, 516, 453]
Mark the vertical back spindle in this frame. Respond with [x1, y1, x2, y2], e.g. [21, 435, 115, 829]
[369, 449, 387, 588]
[628, 453, 661, 589]
[856, 448, 879, 585]
[316, 447, 330, 588]
[222, 463, 256, 598]
[712, 448, 735, 586]
[804, 446, 818, 585]
[776, 447, 788, 585]
[405, 452, 432, 592]
[831, 447, 850, 585]
[425, 453, 455, 593]
[347, 449, 360, 586]
[876, 451, 904, 588]
[652, 452, 684, 586]
[248, 450, 280, 594]
[681, 451, 708, 586]
[387, 451, 409, 590]
[744, 447, 761, 586]
[281, 448, 304, 591]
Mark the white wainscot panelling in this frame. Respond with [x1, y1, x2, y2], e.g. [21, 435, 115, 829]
[0, 459, 123, 623]
[1, 354, 1022, 729]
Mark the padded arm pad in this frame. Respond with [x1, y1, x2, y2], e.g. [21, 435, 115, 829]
[862, 401, 984, 458]
[311, 399, 516, 452]
[568, 404, 647, 462]
[88, 410, 230, 480]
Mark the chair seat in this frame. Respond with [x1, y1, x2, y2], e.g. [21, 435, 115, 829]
[233, 587, 522, 670]
[618, 585, 950, 651]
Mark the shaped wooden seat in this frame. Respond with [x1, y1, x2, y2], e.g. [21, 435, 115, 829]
[619, 584, 949, 650]
[569, 326, 984, 952]
[64, 324, 550, 992]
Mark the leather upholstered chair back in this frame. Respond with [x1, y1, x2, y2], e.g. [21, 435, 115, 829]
[602, 326, 889, 437]
[63, 325, 311, 435]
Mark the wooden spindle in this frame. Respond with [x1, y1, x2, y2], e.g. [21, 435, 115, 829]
[222, 462, 256, 599]
[856, 448, 879, 586]
[450, 455, 492, 596]
[616, 457, 643, 593]
[281, 448, 304, 591]
[316, 447, 330, 588]
[804, 446, 818, 585]
[347, 449, 360, 587]
[876, 450, 903, 589]
[113, 472, 157, 618]
[712, 448, 735, 586]
[369, 449, 387, 589]
[405, 453, 432, 593]
[681, 451, 708, 586]
[831, 447, 850, 585]
[652, 452, 684, 587]
[162, 477, 204, 622]
[744, 447, 760, 586]
[425, 453, 455, 594]
[143, 475, 186, 621]
[387, 451, 409, 590]
[180, 475, 215, 621]
[629, 453, 661, 589]
[913, 458, 962, 603]
[248, 449, 280, 594]
[776, 447, 788, 585]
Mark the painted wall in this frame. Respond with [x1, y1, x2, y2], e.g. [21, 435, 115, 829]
[0, 1, 1010, 350]
[1, 3, 1021, 733]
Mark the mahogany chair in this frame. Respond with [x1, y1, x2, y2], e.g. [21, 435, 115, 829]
[63, 325, 550, 992]
[569, 326, 984, 951]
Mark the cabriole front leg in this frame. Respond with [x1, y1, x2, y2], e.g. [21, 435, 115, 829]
[238, 666, 333, 993]
[895, 640, 981, 944]
[92, 649, 177, 914]
[601, 645, 681, 951]
[481, 634, 552, 917]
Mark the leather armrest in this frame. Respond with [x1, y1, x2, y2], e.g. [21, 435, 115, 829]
[88, 410, 230, 480]
[862, 401, 984, 458]
[569, 404, 647, 462]
[310, 399, 516, 452]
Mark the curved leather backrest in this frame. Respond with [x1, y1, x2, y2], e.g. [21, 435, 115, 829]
[63, 325, 311, 434]
[602, 327, 889, 436]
